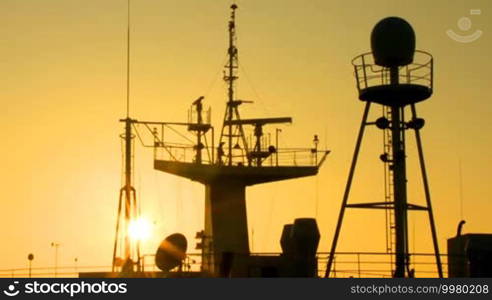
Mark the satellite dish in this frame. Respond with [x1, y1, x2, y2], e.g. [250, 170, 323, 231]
[155, 233, 187, 272]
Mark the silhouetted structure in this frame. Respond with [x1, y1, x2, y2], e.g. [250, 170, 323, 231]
[112, 0, 142, 274]
[325, 17, 442, 278]
[151, 4, 328, 277]
[448, 222, 492, 277]
[155, 233, 188, 272]
[81, 3, 328, 278]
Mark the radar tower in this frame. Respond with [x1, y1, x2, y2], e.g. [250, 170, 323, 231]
[325, 17, 442, 278]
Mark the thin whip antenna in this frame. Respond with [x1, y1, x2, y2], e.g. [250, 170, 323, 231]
[126, 0, 131, 118]
[458, 158, 464, 220]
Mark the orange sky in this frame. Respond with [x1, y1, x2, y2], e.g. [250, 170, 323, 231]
[1, 0, 491, 276]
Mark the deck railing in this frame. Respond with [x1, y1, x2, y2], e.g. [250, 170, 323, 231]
[0, 251, 448, 278]
[154, 145, 329, 167]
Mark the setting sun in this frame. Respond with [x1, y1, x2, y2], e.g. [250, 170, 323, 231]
[128, 218, 152, 242]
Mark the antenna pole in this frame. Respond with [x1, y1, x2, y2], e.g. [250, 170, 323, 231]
[126, 0, 131, 118]
[124, 119, 132, 263]
[217, 4, 251, 166]
[113, 0, 141, 273]
[226, 4, 238, 165]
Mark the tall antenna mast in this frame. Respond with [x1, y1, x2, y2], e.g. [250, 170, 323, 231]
[112, 0, 141, 274]
[219, 4, 250, 166]
[149, 3, 330, 277]
[226, 4, 238, 165]
[126, 0, 131, 118]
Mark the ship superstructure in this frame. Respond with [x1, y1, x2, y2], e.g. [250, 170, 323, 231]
[109, 3, 329, 277]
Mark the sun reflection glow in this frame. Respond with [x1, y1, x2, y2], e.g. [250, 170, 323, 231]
[128, 217, 152, 242]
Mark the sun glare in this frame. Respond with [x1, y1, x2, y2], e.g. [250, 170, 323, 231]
[128, 217, 152, 242]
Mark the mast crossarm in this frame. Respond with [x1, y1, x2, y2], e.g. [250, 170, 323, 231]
[224, 117, 292, 126]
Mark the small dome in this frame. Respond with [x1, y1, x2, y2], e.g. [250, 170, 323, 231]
[371, 17, 416, 67]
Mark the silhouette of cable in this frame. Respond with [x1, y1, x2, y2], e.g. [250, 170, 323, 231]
[203, 54, 228, 98]
[239, 63, 272, 115]
[458, 158, 465, 220]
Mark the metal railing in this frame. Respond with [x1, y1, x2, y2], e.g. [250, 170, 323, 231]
[352, 50, 433, 93]
[154, 144, 328, 167]
[1, 251, 448, 278]
[317, 252, 447, 278]
[131, 120, 328, 168]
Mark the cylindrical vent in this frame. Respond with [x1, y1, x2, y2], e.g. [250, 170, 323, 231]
[371, 17, 416, 67]
[291, 218, 320, 257]
[280, 224, 294, 254]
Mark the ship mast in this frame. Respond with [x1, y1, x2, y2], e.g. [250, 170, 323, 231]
[226, 4, 237, 166]
[112, 0, 141, 274]
[150, 3, 330, 277]
[219, 4, 249, 166]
